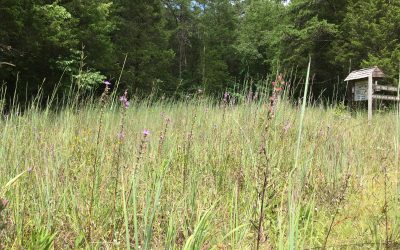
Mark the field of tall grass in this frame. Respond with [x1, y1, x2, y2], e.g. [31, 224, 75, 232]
[1, 78, 400, 249]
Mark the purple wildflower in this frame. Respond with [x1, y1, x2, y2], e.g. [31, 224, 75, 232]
[0, 198, 8, 210]
[143, 129, 150, 137]
[119, 96, 127, 102]
[104, 80, 111, 86]
[224, 92, 229, 101]
[283, 122, 291, 134]
[117, 131, 125, 140]
[119, 90, 129, 109]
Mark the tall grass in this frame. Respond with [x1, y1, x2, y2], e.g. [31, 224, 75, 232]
[1, 80, 400, 249]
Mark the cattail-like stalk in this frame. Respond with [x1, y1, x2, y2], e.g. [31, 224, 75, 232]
[126, 129, 150, 204]
[222, 92, 229, 121]
[256, 75, 287, 249]
[122, 129, 150, 249]
[183, 115, 196, 192]
[322, 173, 350, 249]
[256, 144, 269, 250]
[136, 130, 150, 167]
[0, 198, 8, 214]
[265, 74, 286, 132]
[110, 90, 129, 240]
[383, 164, 389, 249]
[158, 116, 171, 156]
[88, 80, 111, 242]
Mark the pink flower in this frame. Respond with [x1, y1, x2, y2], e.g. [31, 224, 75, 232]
[143, 129, 150, 136]
[223, 92, 229, 102]
[0, 198, 8, 210]
[119, 90, 129, 109]
[119, 96, 127, 102]
[104, 80, 111, 86]
[283, 122, 291, 134]
[117, 132, 125, 140]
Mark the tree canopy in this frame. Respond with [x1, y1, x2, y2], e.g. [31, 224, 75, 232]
[1, 0, 399, 103]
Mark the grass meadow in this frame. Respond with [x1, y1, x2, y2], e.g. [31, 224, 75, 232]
[1, 81, 400, 249]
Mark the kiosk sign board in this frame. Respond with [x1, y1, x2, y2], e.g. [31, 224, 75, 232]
[345, 66, 398, 120]
[354, 81, 368, 101]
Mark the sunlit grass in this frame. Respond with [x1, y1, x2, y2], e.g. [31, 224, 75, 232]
[0, 93, 399, 249]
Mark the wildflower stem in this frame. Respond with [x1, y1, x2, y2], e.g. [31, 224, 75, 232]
[88, 84, 109, 242]
[111, 90, 128, 240]
[256, 153, 269, 250]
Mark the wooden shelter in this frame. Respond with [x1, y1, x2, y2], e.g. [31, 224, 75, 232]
[345, 66, 399, 120]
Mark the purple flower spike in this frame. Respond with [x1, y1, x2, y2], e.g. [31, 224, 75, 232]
[283, 122, 291, 134]
[223, 92, 229, 102]
[143, 129, 150, 136]
[0, 198, 8, 210]
[104, 80, 111, 86]
[117, 132, 125, 140]
[119, 90, 129, 109]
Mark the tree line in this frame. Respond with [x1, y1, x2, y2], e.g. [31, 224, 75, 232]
[1, 0, 400, 103]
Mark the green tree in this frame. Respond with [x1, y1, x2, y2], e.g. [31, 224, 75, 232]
[164, 0, 197, 92]
[334, 0, 400, 80]
[114, 0, 175, 94]
[279, 0, 348, 79]
[199, 0, 240, 93]
[0, 0, 116, 101]
[236, 0, 287, 77]
[0, 1, 79, 99]
[63, 0, 116, 73]
[165, 0, 240, 94]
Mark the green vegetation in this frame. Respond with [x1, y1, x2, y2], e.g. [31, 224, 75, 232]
[2, 0, 400, 102]
[0, 81, 400, 248]
[2, 0, 400, 249]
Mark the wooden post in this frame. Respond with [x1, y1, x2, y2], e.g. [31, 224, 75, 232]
[373, 80, 378, 110]
[368, 75, 373, 120]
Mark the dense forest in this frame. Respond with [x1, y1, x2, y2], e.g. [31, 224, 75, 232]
[1, 0, 400, 102]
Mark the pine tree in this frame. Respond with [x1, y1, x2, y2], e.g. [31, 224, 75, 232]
[197, 0, 240, 93]
[334, 0, 400, 80]
[236, 0, 287, 77]
[279, 0, 347, 78]
[114, 0, 175, 94]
